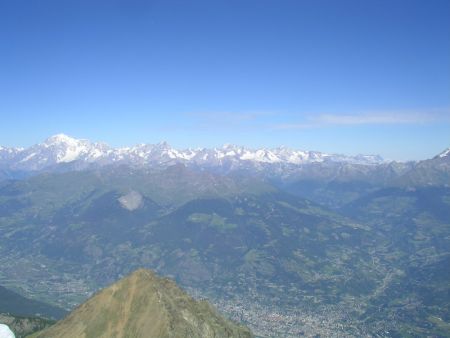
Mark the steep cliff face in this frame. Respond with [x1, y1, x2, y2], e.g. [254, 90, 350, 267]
[29, 269, 252, 338]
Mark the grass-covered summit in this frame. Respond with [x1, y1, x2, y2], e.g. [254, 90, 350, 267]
[29, 269, 252, 338]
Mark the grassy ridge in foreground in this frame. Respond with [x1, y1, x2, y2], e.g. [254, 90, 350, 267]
[29, 269, 252, 338]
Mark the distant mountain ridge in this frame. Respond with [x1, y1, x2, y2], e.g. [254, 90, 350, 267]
[0, 134, 386, 172]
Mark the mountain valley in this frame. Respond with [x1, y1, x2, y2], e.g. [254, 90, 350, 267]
[0, 135, 449, 337]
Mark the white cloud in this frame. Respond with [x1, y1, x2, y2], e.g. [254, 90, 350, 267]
[274, 110, 450, 129]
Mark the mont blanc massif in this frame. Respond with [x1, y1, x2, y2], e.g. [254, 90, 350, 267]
[0, 134, 449, 337]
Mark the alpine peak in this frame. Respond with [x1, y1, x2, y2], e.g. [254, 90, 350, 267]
[437, 147, 450, 158]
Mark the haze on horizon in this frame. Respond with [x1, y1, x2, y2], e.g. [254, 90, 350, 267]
[0, 0, 449, 161]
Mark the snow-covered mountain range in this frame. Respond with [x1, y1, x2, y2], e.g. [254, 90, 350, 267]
[0, 134, 388, 172]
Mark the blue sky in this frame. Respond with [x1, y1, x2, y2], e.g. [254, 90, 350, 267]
[0, 0, 449, 160]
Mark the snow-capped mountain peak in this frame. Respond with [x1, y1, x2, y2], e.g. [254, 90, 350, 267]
[5, 134, 114, 169]
[41, 134, 93, 163]
[0, 134, 388, 172]
[0, 145, 24, 162]
[43, 133, 81, 146]
[437, 148, 450, 159]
